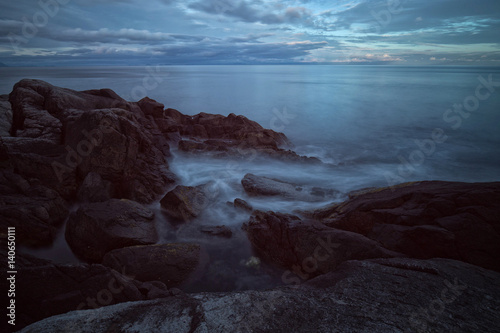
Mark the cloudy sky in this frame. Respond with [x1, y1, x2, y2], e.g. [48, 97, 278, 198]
[0, 0, 499, 66]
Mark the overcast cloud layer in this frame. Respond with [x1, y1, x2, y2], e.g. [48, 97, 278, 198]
[0, 0, 499, 66]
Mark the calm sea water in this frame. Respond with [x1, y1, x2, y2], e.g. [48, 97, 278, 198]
[4, 65, 500, 289]
[2, 65, 499, 190]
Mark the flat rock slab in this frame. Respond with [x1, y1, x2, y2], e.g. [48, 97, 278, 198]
[102, 243, 201, 287]
[241, 173, 338, 202]
[20, 258, 500, 333]
[65, 199, 158, 262]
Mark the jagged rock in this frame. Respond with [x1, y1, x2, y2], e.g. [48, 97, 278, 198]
[200, 225, 233, 238]
[160, 184, 210, 221]
[0, 251, 169, 330]
[65, 199, 158, 262]
[102, 243, 201, 287]
[7, 79, 175, 204]
[241, 173, 337, 202]
[314, 181, 500, 272]
[243, 211, 401, 279]
[233, 198, 253, 212]
[76, 172, 112, 202]
[19, 258, 500, 333]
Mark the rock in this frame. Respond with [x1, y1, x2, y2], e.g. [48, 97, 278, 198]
[0, 250, 169, 331]
[137, 97, 164, 118]
[102, 243, 201, 287]
[241, 173, 338, 202]
[200, 225, 233, 238]
[19, 258, 500, 333]
[65, 199, 158, 262]
[62, 108, 175, 203]
[233, 198, 253, 212]
[160, 185, 209, 221]
[314, 181, 500, 272]
[7, 79, 175, 204]
[0, 94, 12, 136]
[0, 169, 69, 246]
[2, 136, 78, 199]
[76, 172, 112, 202]
[160, 109, 320, 162]
[243, 211, 401, 279]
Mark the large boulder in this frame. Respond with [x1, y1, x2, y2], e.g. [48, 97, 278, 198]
[160, 184, 210, 221]
[243, 211, 400, 279]
[7, 79, 175, 204]
[0, 250, 169, 330]
[20, 258, 500, 333]
[314, 181, 500, 272]
[241, 173, 338, 202]
[65, 199, 158, 262]
[102, 243, 201, 287]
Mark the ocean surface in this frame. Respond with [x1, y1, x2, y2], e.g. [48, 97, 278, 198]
[3, 65, 500, 291]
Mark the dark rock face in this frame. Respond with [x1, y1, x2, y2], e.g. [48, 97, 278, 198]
[161, 110, 289, 148]
[65, 199, 158, 262]
[313, 181, 500, 272]
[160, 184, 209, 221]
[20, 258, 500, 333]
[160, 109, 318, 162]
[0, 251, 169, 331]
[102, 243, 201, 287]
[0, 79, 180, 247]
[243, 211, 400, 279]
[200, 225, 233, 238]
[241, 173, 338, 202]
[0, 169, 68, 246]
[7, 79, 175, 204]
[0, 94, 12, 136]
[76, 172, 112, 202]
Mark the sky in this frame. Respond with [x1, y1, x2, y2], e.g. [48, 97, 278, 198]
[0, 0, 499, 66]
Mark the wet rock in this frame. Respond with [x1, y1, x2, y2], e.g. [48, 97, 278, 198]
[160, 185, 209, 221]
[102, 243, 201, 287]
[65, 199, 158, 262]
[243, 211, 401, 279]
[233, 198, 253, 212]
[241, 173, 337, 202]
[20, 258, 500, 333]
[200, 225, 233, 238]
[314, 181, 500, 272]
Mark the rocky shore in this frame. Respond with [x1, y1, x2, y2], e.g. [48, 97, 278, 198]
[0, 80, 499, 332]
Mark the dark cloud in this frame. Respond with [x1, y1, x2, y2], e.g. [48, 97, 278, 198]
[188, 0, 314, 25]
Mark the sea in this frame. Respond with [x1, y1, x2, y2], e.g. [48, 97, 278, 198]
[2, 65, 500, 291]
